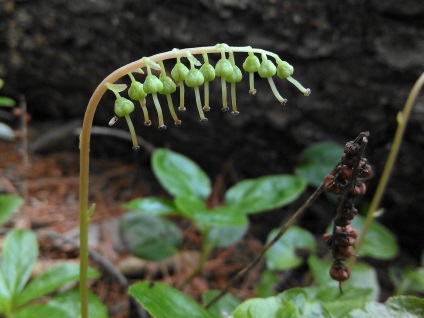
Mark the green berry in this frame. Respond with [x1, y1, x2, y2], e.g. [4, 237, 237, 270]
[199, 63, 216, 82]
[258, 60, 277, 78]
[277, 61, 294, 79]
[128, 81, 147, 101]
[143, 75, 163, 94]
[215, 58, 232, 78]
[171, 62, 189, 82]
[226, 65, 242, 83]
[114, 97, 134, 117]
[243, 54, 260, 73]
[159, 76, 177, 95]
[185, 68, 204, 87]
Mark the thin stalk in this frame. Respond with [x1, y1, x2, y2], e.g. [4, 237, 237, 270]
[231, 83, 238, 114]
[220, 77, 228, 111]
[166, 94, 181, 125]
[203, 82, 210, 111]
[267, 77, 287, 104]
[204, 183, 325, 309]
[351, 73, 424, 264]
[124, 115, 139, 150]
[194, 86, 207, 122]
[139, 98, 151, 126]
[79, 45, 310, 318]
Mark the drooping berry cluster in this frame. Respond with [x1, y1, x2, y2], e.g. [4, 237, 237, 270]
[104, 44, 311, 150]
[322, 132, 371, 291]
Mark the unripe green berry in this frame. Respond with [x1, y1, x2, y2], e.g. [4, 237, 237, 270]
[226, 65, 242, 83]
[185, 68, 204, 87]
[277, 61, 294, 79]
[114, 97, 134, 117]
[143, 75, 163, 94]
[215, 58, 232, 78]
[258, 60, 277, 78]
[159, 76, 177, 95]
[243, 54, 260, 73]
[171, 62, 190, 82]
[128, 81, 147, 101]
[200, 63, 216, 82]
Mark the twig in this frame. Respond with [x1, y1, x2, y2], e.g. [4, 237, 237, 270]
[204, 181, 326, 308]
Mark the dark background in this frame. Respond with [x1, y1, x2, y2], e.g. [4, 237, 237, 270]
[1, 0, 423, 260]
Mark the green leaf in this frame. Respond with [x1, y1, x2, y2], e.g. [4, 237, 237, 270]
[347, 296, 424, 318]
[175, 196, 248, 229]
[48, 288, 107, 318]
[16, 264, 99, 306]
[265, 226, 315, 270]
[0, 123, 16, 141]
[231, 296, 284, 318]
[129, 281, 214, 318]
[351, 215, 398, 260]
[120, 213, 183, 261]
[386, 296, 424, 316]
[14, 304, 70, 318]
[295, 142, 343, 187]
[225, 175, 306, 215]
[0, 194, 23, 226]
[278, 288, 333, 318]
[255, 269, 279, 298]
[0, 230, 38, 301]
[204, 223, 248, 248]
[203, 290, 241, 318]
[0, 96, 16, 107]
[124, 197, 177, 216]
[152, 149, 211, 199]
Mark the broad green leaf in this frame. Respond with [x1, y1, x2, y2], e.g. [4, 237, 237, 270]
[0, 194, 23, 226]
[203, 290, 241, 318]
[255, 269, 279, 298]
[152, 149, 211, 199]
[14, 304, 70, 318]
[120, 213, 183, 261]
[326, 215, 398, 260]
[350, 215, 398, 260]
[0, 96, 16, 107]
[175, 196, 248, 229]
[386, 296, 424, 316]
[302, 285, 371, 318]
[205, 223, 248, 248]
[0, 123, 16, 141]
[295, 142, 343, 187]
[48, 288, 107, 318]
[225, 175, 306, 215]
[16, 264, 99, 306]
[278, 288, 333, 318]
[348, 296, 424, 318]
[308, 255, 379, 301]
[129, 281, 214, 318]
[265, 226, 315, 270]
[124, 197, 177, 216]
[1, 230, 38, 300]
[231, 296, 284, 318]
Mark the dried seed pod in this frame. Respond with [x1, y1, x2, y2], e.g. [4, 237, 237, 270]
[351, 182, 366, 196]
[344, 207, 359, 220]
[335, 216, 351, 227]
[330, 262, 350, 282]
[339, 165, 353, 181]
[341, 153, 356, 166]
[357, 164, 372, 178]
[335, 246, 353, 260]
[322, 233, 333, 248]
[344, 141, 360, 155]
[324, 174, 341, 194]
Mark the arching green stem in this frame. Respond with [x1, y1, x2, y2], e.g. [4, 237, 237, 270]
[350, 72, 424, 266]
[78, 44, 310, 318]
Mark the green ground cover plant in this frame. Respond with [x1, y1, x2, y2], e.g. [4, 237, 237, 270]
[1, 44, 422, 316]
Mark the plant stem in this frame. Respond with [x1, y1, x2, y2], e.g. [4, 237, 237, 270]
[79, 45, 310, 318]
[350, 73, 424, 265]
[204, 183, 325, 309]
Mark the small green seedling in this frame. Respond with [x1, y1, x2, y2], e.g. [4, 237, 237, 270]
[0, 229, 106, 318]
